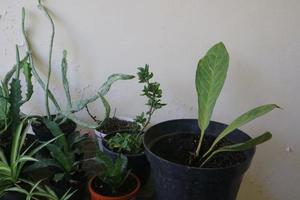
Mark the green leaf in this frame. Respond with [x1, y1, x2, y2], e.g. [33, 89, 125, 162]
[74, 73, 134, 112]
[201, 132, 272, 167]
[21, 61, 33, 104]
[61, 50, 72, 110]
[42, 118, 68, 152]
[204, 104, 279, 157]
[47, 144, 72, 173]
[196, 42, 229, 133]
[8, 78, 22, 131]
[99, 94, 111, 119]
[24, 159, 61, 173]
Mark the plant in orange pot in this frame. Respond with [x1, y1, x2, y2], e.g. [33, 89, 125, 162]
[88, 150, 141, 200]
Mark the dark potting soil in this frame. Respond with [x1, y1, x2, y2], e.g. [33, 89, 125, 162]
[151, 134, 247, 168]
[97, 117, 137, 134]
[92, 175, 137, 197]
[32, 116, 76, 135]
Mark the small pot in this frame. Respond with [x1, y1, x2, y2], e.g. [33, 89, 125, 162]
[144, 119, 255, 200]
[102, 133, 151, 185]
[31, 115, 77, 141]
[88, 174, 140, 200]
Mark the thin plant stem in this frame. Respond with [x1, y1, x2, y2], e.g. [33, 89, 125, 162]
[195, 129, 205, 158]
[37, 1, 55, 119]
[21, 7, 61, 112]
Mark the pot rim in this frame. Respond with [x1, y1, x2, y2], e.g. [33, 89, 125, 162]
[88, 173, 141, 200]
[143, 118, 256, 171]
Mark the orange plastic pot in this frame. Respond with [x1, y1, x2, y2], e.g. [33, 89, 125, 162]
[88, 174, 141, 200]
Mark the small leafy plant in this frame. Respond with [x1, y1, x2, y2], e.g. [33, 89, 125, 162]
[193, 42, 278, 167]
[94, 150, 129, 194]
[103, 65, 166, 154]
[25, 119, 88, 183]
[0, 119, 60, 197]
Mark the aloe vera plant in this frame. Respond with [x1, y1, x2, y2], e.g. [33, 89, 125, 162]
[0, 119, 61, 197]
[25, 119, 88, 183]
[21, 1, 134, 129]
[94, 150, 129, 194]
[194, 42, 278, 167]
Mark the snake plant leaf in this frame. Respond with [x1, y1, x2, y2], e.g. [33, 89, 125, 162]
[61, 50, 72, 110]
[196, 42, 229, 133]
[201, 132, 272, 167]
[74, 73, 135, 112]
[204, 104, 279, 157]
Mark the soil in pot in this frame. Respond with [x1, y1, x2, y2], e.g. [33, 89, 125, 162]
[151, 133, 247, 168]
[32, 115, 77, 141]
[96, 117, 137, 134]
[89, 174, 140, 200]
[92, 175, 136, 197]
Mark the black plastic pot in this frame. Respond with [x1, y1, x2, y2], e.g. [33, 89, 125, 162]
[32, 115, 77, 141]
[102, 133, 151, 185]
[1, 192, 25, 200]
[144, 119, 255, 200]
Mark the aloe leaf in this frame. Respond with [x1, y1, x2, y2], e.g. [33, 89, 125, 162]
[204, 104, 279, 157]
[42, 118, 68, 152]
[47, 144, 71, 173]
[195, 42, 229, 156]
[200, 132, 272, 167]
[24, 159, 61, 173]
[74, 73, 135, 112]
[61, 50, 72, 110]
[8, 78, 22, 131]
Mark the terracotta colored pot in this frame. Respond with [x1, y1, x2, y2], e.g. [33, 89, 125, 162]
[88, 174, 141, 200]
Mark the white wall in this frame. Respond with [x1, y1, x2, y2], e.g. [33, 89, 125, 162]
[1, 0, 299, 199]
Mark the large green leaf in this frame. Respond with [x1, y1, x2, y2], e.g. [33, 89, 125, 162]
[196, 42, 229, 133]
[204, 104, 279, 157]
[201, 132, 272, 167]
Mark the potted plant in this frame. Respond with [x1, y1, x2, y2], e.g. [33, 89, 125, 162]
[0, 43, 33, 151]
[21, 1, 134, 141]
[88, 150, 140, 200]
[89, 65, 166, 183]
[0, 119, 61, 200]
[24, 119, 89, 200]
[143, 42, 279, 200]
